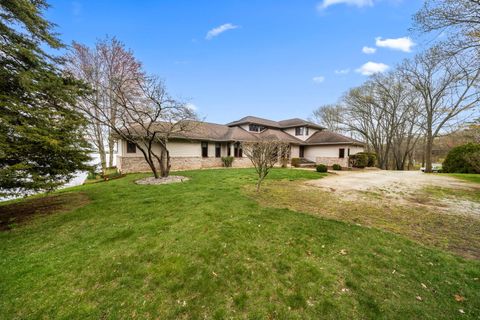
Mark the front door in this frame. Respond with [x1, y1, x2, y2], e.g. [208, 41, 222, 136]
[299, 146, 305, 158]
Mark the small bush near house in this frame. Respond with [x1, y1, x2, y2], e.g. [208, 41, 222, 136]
[357, 152, 377, 167]
[332, 164, 342, 171]
[291, 158, 301, 167]
[443, 143, 480, 173]
[366, 152, 377, 167]
[221, 156, 234, 168]
[316, 164, 328, 172]
[349, 153, 368, 168]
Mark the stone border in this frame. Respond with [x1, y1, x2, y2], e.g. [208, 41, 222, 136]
[135, 176, 190, 185]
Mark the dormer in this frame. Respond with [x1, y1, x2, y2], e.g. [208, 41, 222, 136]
[225, 116, 324, 141]
[248, 124, 266, 132]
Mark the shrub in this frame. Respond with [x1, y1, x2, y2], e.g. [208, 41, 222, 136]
[87, 170, 98, 180]
[291, 158, 301, 167]
[316, 164, 328, 172]
[357, 152, 377, 167]
[332, 164, 342, 171]
[443, 143, 480, 173]
[221, 156, 234, 168]
[366, 152, 377, 167]
[349, 153, 368, 168]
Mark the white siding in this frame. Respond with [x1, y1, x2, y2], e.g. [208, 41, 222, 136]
[303, 144, 363, 162]
[290, 145, 300, 158]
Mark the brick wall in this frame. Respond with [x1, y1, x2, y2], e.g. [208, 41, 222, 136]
[315, 157, 349, 168]
[117, 156, 253, 173]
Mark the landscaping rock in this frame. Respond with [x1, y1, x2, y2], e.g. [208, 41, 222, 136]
[135, 176, 190, 185]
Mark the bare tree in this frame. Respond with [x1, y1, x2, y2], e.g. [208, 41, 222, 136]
[340, 70, 425, 170]
[310, 104, 345, 133]
[242, 138, 288, 192]
[414, 0, 480, 54]
[66, 37, 144, 172]
[400, 47, 480, 172]
[97, 37, 144, 167]
[66, 42, 109, 173]
[78, 73, 197, 178]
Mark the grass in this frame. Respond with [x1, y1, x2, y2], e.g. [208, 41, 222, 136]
[252, 178, 480, 260]
[0, 168, 479, 319]
[447, 173, 480, 184]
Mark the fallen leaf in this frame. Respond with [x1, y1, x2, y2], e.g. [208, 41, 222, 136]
[421, 283, 427, 289]
[212, 271, 218, 277]
[392, 269, 396, 274]
[459, 309, 465, 314]
[416, 296, 423, 301]
[339, 249, 347, 255]
[455, 294, 465, 302]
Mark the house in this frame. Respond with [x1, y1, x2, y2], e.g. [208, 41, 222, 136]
[116, 116, 364, 173]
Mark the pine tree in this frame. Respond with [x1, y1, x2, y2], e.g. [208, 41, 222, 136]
[0, 0, 91, 196]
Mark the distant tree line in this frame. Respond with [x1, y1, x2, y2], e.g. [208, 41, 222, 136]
[311, 0, 480, 172]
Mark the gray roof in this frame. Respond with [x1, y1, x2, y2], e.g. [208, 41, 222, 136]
[226, 116, 324, 130]
[119, 118, 362, 145]
[306, 131, 363, 145]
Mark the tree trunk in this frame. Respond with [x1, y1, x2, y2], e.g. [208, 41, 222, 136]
[148, 160, 159, 179]
[98, 144, 107, 174]
[160, 148, 171, 177]
[108, 133, 115, 168]
[425, 129, 434, 173]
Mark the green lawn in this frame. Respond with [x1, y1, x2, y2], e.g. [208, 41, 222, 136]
[0, 169, 479, 319]
[447, 173, 480, 184]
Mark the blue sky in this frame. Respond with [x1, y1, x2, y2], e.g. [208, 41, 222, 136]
[46, 0, 424, 124]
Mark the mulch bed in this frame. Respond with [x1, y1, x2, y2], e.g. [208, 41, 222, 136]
[0, 192, 90, 231]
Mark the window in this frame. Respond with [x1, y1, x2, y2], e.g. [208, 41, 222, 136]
[348, 148, 350, 156]
[295, 127, 305, 136]
[227, 143, 231, 156]
[234, 142, 243, 158]
[339, 148, 345, 159]
[202, 142, 208, 158]
[126, 141, 136, 153]
[215, 143, 221, 158]
[249, 124, 265, 132]
[299, 146, 305, 158]
[305, 127, 309, 135]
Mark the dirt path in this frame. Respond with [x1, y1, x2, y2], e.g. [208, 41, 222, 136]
[306, 170, 480, 216]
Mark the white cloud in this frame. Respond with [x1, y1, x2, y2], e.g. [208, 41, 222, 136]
[205, 23, 239, 40]
[375, 36, 415, 52]
[335, 69, 350, 75]
[312, 76, 325, 83]
[362, 46, 376, 54]
[317, 0, 374, 10]
[356, 62, 389, 75]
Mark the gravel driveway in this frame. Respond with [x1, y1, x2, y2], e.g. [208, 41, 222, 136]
[307, 169, 471, 192]
[306, 169, 480, 216]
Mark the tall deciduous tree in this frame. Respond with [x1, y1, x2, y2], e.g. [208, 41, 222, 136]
[0, 0, 91, 196]
[66, 37, 143, 173]
[310, 104, 345, 133]
[400, 47, 480, 172]
[414, 0, 480, 54]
